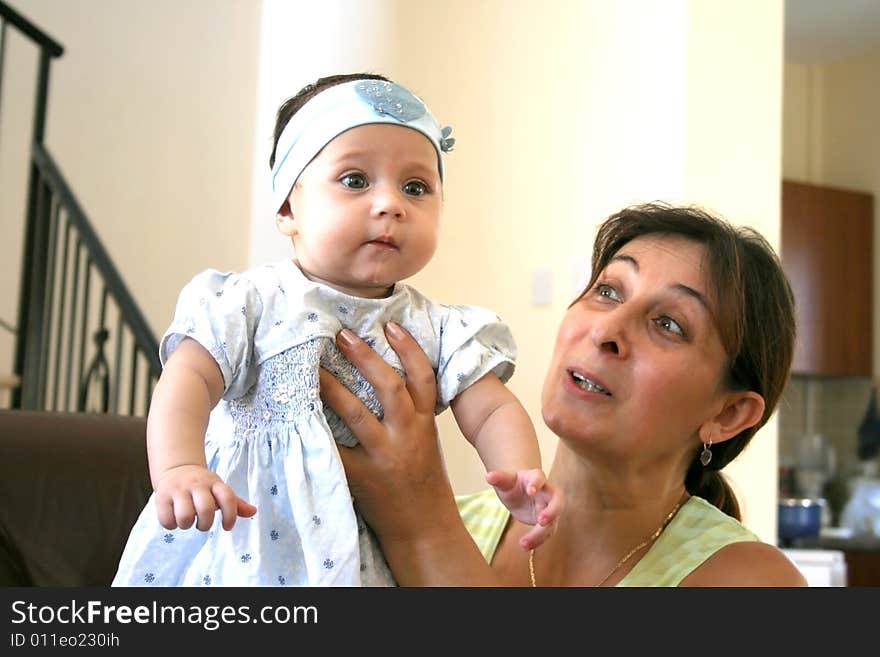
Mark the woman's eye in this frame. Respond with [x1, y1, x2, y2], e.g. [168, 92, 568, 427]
[340, 173, 368, 189]
[595, 283, 621, 302]
[402, 180, 427, 196]
[655, 316, 685, 337]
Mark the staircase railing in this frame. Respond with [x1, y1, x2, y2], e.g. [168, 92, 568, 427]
[1, 0, 160, 415]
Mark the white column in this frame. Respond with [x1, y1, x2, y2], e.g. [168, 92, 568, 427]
[248, 0, 398, 265]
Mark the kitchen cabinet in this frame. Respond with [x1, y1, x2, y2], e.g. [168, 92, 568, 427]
[843, 550, 880, 586]
[795, 536, 880, 586]
[781, 180, 874, 377]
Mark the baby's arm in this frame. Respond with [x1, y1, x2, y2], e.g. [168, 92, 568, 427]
[450, 374, 563, 549]
[147, 337, 256, 531]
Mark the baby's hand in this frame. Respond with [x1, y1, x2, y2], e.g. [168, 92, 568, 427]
[153, 464, 257, 532]
[486, 469, 564, 550]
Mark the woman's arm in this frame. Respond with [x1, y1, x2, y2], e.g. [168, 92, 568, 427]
[318, 323, 505, 586]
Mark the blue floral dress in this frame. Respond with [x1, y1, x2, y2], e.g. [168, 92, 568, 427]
[111, 259, 516, 586]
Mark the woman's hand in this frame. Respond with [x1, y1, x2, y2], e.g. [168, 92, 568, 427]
[318, 322, 455, 542]
[319, 322, 497, 585]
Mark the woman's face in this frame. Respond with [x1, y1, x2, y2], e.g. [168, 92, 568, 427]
[541, 234, 730, 460]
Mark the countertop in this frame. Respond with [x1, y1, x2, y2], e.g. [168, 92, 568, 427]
[782, 531, 880, 585]
[785, 530, 880, 552]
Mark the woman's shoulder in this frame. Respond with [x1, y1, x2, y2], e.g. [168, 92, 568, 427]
[621, 496, 762, 587]
[680, 540, 808, 586]
[626, 496, 807, 587]
[676, 495, 761, 538]
[677, 497, 806, 585]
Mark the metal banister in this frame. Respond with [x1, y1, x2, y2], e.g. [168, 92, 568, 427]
[0, 0, 63, 57]
[30, 142, 160, 369]
[2, 0, 160, 414]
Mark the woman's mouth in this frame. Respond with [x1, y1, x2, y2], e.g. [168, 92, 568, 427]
[569, 371, 612, 396]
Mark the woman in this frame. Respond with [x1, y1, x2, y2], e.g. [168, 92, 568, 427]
[319, 202, 807, 586]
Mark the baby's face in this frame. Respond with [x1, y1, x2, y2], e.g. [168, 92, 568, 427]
[278, 123, 442, 298]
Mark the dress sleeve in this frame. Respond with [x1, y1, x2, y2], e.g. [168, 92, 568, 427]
[159, 269, 264, 400]
[435, 304, 517, 412]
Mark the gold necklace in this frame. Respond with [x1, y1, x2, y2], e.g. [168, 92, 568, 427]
[529, 494, 686, 587]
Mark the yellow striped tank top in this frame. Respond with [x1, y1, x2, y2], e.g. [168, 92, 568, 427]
[456, 488, 760, 586]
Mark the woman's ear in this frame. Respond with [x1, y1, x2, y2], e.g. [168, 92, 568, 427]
[700, 391, 766, 445]
[276, 199, 297, 237]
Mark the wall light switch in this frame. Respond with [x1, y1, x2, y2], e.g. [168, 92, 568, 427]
[532, 267, 553, 306]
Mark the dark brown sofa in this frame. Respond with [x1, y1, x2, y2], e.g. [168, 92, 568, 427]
[0, 410, 151, 586]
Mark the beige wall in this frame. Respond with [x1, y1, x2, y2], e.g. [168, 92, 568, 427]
[1, 0, 260, 347]
[683, 0, 784, 539]
[386, 0, 694, 502]
[0, 12, 34, 395]
[782, 62, 824, 183]
[417, 0, 784, 540]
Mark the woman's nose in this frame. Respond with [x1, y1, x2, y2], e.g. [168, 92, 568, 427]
[590, 309, 630, 358]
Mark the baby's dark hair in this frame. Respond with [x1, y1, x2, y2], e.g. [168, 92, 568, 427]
[268, 72, 391, 170]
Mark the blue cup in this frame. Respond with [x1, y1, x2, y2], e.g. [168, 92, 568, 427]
[778, 497, 826, 545]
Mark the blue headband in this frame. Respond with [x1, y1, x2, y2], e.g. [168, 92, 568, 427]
[271, 79, 455, 213]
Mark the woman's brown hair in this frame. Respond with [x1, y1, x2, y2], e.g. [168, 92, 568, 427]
[582, 202, 796, 519]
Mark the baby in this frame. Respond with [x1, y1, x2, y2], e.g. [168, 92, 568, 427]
[112, 73, 561, 586]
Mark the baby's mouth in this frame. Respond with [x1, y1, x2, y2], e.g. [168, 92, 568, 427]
[366, 236, 399, 249]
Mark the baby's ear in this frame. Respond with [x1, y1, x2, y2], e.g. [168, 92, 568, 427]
[276, 200, 296, 236]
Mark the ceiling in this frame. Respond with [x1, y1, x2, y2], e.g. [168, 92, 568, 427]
[785, 0, 880, 64]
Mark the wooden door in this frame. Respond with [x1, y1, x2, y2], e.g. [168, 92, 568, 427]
[781, 180, 873, 377]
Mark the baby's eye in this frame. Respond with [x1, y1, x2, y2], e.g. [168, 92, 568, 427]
[402, 180, 427, 197]
[340, 173, 368, 189]
[655, 316, 685, 337]
[595, 283, 621, 302]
